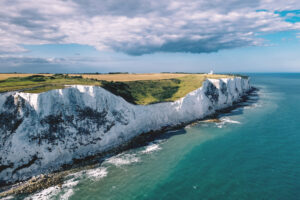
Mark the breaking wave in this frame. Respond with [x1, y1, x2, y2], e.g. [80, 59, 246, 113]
[1, 196, 15, 200]
[142, 143, 162, 154]
[105, 153, 140, 167]
[216, 117, 241, 128]
[25, 185, 61, 200]
[24, 167, 108, 200]
[244, 103, 262, 110]
[85, 167, 108, 181]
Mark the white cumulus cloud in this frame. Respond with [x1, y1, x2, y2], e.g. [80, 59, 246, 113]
[0, 0, 300, 55]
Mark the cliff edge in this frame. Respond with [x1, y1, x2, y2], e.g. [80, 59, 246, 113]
[0, 77, 250, 185]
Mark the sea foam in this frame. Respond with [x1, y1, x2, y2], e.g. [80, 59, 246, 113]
[25, 167, 108, 200]
[105, 153, 140, 167]
[142, 143, 162, 154]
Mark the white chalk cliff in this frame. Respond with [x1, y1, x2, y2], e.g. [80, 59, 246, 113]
[0, 77, 250, 184]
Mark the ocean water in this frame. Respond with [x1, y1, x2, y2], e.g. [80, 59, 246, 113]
[16, 74, 300, 200]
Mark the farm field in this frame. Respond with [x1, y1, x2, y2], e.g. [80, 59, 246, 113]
[0, 73, 236, 104]
[0, 73, 52, 80]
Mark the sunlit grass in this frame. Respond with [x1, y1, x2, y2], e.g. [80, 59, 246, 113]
[0, 74, 101, 93]
[0, 73, 52, 80]
[0, 73, 239, 104]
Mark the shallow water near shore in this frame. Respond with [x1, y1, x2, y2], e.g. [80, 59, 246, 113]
[6, 73, 300, 200]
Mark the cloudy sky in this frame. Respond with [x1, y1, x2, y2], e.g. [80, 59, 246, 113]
[1, 0, 300, 73]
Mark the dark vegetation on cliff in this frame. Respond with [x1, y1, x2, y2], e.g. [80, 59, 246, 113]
[0, 73, 239, 104]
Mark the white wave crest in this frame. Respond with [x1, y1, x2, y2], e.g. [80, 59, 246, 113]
[85, 167, 108, 181]
[217, 123, 224, 128]
[216, 117, 241, 128]
[25, 167, 108, 200]
[60, 189, 74, 200]
[142, 143, 161, 154]
[1, 196, 15, 200]
[25, 178, 79, 200]
[25, 185, 61, 200]
[244, 103, 262, 110]
[105, 153, 140, 166]
[221, 117, 240, 124]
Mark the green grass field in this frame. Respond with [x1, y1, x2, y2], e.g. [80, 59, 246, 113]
[0, 74, 101, 93]
[0, 73, 240, 105]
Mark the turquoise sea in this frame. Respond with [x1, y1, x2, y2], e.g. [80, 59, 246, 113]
[23, 74, 300, 200]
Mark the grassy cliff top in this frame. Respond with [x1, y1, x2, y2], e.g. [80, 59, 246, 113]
[0, 73, 243, 105]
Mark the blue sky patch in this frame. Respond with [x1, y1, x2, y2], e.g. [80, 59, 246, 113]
[275, 10, 300, 23]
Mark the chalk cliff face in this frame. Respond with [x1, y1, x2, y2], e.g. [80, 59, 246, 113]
[0, 77, 250, 184]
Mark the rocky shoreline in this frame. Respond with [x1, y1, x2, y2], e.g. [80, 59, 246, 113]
[0, 87, 258, 198]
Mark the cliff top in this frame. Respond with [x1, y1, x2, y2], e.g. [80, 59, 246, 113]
[0, 73, 246, 104]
